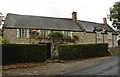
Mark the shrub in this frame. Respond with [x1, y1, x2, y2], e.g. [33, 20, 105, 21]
[57, 43, 109, 60]
[2, 44, 47, 65]
[0, 37, 9, 44]
[112, 50, 120, 55]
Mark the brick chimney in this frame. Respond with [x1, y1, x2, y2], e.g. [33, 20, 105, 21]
[72, 11, 77, 21]
[103, 17, 107, 25]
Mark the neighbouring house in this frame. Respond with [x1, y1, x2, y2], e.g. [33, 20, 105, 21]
[2, 12, 118, 48]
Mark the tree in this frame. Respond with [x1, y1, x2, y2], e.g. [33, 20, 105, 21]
[48, 32, 64, 57]
[72, 35, 79, 43]
[0, 37, 9, 44]
[48, 32, 64, 48]
[29, 30, 39, 39]
[49, 32, 64, 41]
[29, 29, 41, 44]
[0, 12, 4, 26]
[48, 31, 79, 51]
[108, 1, 120, 31]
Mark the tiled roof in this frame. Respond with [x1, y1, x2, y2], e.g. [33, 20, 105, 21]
[3, 13, 117, 34]
[77, 20, 117, 34]
[3, 13, 82, 31]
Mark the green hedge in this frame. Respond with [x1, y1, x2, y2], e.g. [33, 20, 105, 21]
[57, 43, 109, 60]
[2, 44, 47, 65]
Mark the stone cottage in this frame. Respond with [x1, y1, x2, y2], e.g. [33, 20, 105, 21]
[3, 12, 118, 47]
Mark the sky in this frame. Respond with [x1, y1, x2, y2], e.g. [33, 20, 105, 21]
[0, 0, 119, 26]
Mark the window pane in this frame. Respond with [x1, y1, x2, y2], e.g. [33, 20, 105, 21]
[40, 30, 49, 38]
[97, 32, 102, 38]
[18, 29, 28, 38]
[108, 32, 112, 39]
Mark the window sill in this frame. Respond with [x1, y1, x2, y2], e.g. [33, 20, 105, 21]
[17, 37, 29, 39]
[96, 38, 102, 39]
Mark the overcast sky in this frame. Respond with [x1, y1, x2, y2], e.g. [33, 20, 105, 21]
[0, 0, 119, 25]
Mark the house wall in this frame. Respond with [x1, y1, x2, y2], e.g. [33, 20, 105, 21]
[3, 29, 118, 47]
[3, 29, 54, 44]
[73, 32, 96, 44]
[73, 32, 118, 47]
[102, 34, 113, 47]
[113, 35, 118, 47]
[103, 34, 118, 47]
[3, 29, 30, 44]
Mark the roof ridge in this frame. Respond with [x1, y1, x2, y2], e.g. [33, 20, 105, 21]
[78, 20, 103, 25]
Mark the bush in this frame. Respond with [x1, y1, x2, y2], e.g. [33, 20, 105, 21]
[112, 50, 120, 55]
[2, 44, 47, 65]
[57, 43, 109, 60]
[0, 37, 9, 44]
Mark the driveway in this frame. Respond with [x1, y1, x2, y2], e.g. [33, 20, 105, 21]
[2, 56, 118, 76]
[64, 56, 119, 75]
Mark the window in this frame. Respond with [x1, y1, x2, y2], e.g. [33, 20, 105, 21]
[96, 31, 102, 38]
[17, 29, 29, 38]
[63, 31, 73, 38]
[40, 30, 50, 38]
[107, 32, 112, 39]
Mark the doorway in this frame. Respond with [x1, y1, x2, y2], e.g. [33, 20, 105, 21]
[39, 42, 51, 59]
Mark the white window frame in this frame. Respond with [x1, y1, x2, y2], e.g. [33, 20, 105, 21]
[40, 30, 49, 38]
[63, 31, 73, 37]
[107, 32, 112, 39]
[17, 29, 29, 38]
[96, 31, 102, 38]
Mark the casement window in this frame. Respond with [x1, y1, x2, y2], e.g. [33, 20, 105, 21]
[96, 31, 102, 38]
[17, 29, 29, 38]
[63, 31, 73, 37]
[40, 30, 50, 38]
[107, 32, 112, 39]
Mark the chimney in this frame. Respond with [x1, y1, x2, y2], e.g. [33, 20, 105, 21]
[72, 11, 77, 21]
[103, 17, 107, 25]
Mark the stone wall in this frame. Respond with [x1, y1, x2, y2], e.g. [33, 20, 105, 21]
[73, 32, 96, 44]
[73, 32, 118, 47]
[3, 29, 118, 47]
[3, 29, 30, 44]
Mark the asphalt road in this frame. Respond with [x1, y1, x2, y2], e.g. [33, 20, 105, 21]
[64, 56, 119, 75]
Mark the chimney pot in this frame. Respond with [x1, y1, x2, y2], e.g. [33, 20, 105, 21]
[72, 11, 77, 21]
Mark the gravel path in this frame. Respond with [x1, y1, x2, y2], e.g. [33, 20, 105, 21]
[2, 56, 112, 76]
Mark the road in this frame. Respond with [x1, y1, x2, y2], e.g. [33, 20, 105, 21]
[64, 56, 119, 75]
[2, 56, 120, 77]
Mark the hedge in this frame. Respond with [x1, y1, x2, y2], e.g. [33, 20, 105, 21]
[2, 44, 47, 65]
[57, 43, 109, 60]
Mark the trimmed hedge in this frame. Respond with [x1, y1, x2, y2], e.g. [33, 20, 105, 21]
[57, 43, 109, 60]
[2, 44, 47, 65]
